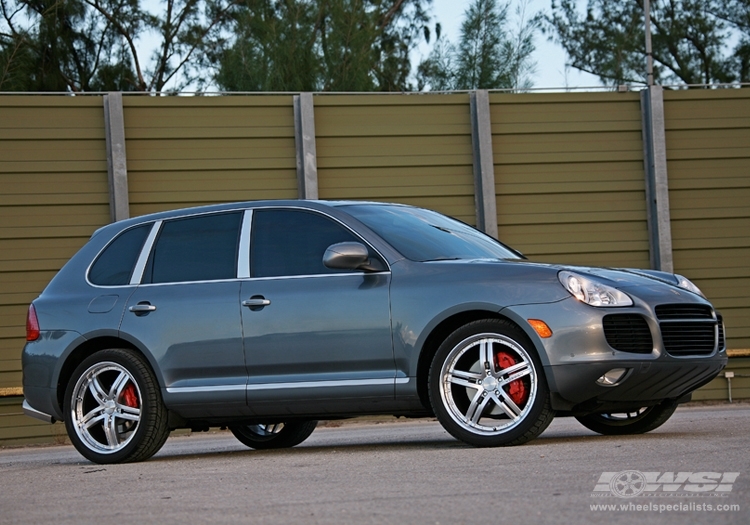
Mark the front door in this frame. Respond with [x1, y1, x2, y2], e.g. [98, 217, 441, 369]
[240, 208, 395, 415]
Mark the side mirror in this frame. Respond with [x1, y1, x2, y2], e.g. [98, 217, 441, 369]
[323, 242, 381, 272]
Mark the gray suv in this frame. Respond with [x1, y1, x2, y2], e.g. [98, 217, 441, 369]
[22, 201, 727, 463]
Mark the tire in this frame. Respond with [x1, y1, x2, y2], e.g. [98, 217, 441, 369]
[64, 348, 169, 464]
[428, 319, 554, 447]
[229, 421, 318, 450]
[575, 400, 678, 435]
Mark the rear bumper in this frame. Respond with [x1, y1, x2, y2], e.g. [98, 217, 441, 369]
[22, 399, 56, 424]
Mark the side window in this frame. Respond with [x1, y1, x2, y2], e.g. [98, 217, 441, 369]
[89, 224, 151, 286]
[251, 209, 365, 278]
[144, 212, 242, 284]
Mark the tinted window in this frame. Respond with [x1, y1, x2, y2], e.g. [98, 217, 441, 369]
[251, 209, 361, 277]
[89, 224, 151, 285]
[343, 204, 522, 262]
[145, 212, 242, 284]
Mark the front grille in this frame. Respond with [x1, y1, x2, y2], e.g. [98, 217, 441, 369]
[655, 304, 713, 320]
[655, 304, 717, 356]
[717, 314, 725, 350]
[603, 314, 653, 354]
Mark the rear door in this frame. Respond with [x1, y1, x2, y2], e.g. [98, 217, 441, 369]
[119, 211, 248, 417]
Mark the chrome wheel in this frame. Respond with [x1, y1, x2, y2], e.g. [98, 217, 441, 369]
[439, 333, 536, 435]
[70, 361, 142, 454]
[64, 348, 169, 464]
[429, 319, 554, 447]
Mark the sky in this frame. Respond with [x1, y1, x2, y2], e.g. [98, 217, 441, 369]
[424, 0, 602, 90]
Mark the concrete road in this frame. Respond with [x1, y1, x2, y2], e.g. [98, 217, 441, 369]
[1, 404, 748, 525]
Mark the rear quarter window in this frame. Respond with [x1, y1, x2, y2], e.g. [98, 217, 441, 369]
[88, 224, 152, 286]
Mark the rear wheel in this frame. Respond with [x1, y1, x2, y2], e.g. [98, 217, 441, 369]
[64, 348, 169, 464]
[575, 400, 678, 435]
[229, 421, 318, 450]
[428, 319, 554, 447]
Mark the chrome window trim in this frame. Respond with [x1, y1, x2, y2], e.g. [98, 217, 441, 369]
[129, 220, 162, 285]
[243, 271, 391, 283]
[86, 204, 391, 288]
[166, 377, 409, 394]
[237, 210, 253, 279]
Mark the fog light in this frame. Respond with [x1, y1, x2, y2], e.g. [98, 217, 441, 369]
[596, 368, 628, 386]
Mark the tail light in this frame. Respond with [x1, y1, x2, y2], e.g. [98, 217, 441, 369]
[26, 304, 40, 341]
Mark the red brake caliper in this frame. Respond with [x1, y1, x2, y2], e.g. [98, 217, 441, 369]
[120, 383, 139, 408]
[495, 352, 528, 406]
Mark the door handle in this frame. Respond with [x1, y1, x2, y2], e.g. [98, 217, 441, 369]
[129, 303, 157, 314]
[242, 298, 271, 307]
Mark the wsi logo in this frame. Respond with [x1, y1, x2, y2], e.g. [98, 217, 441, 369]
[593, 471, 740, 498]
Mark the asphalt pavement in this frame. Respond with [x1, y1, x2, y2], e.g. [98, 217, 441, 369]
[0, 404, 748, 525]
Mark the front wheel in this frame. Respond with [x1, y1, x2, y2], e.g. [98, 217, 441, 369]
[575, 400, 678, 435]
[64, 348, 169, 464]
[428, 319, 554, 447]
[229, 421, 318, 450]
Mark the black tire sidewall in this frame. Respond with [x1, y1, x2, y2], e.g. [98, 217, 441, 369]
[428, 319, 552, 447]
[575, 400, 678, 435]
[229, 420, 318, 450]
[64, 348, 165, 464]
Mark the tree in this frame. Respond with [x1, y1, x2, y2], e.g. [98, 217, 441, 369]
[417, 0, 540, 91]
[711, 0, 750, 82]
[546, 0, 744, 86]
[213, 0, 432, 92]
[0, 0, 239, 92]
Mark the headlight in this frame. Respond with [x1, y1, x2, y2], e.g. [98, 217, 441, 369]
[558, 271, 633, 307]
[675, 274, 704, 297]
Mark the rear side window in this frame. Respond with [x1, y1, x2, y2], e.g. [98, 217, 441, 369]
[89, 224, 151, 286]
[144, 212, 242, 284]
[251, 209, 360, 278]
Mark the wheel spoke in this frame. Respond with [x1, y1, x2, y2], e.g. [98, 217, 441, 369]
[82, 412, 107, 430]
[116, 410, 140, 422]
[447, 370, 482, 390]
[116, 403, 141, 416]
[465, 392, 493, 425]
[80, 405, 106, 427]
[494, 392, 523, 419]
[479, 340, 496, 374]
[104, 415, 119, 448]
[498, 362, 530, 386]
[88, 377, 108, 404]
[110, 371, 130, 399]
[451, 369, 483, 381]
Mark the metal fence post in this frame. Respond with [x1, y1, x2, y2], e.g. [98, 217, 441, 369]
[640, 86, 674, 272]
[470, 90, 498, 239]
[294, 93, 319, 200]
[103, 92, 130, 222]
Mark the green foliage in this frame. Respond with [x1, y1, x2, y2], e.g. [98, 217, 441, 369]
[417, 0, 540, 91]
[214, 0, 431, 92]
[547, 0, 749, 86]
[0, 0, 237, 92]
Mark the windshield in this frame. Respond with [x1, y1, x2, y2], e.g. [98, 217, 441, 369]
[342, 204, 522, 262]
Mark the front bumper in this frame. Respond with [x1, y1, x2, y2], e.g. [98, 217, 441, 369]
[544, 356, 726, 413]
[504, 296, 728, 413]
